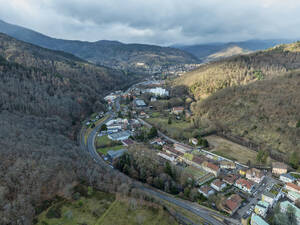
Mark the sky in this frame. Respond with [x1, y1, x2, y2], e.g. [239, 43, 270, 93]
[0, 0, 300, 45]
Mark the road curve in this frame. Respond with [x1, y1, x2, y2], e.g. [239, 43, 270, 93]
[79, 114, 240, 225]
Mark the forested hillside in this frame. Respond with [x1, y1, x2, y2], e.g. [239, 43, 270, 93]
[0, 34, 134, 224]
[174, 42, 300, 166]
[0, 20, 198, 73]
[191, 72, 300, 163]
[176, 42, 300, 99]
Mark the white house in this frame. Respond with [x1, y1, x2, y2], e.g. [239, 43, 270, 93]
[211, 179, 227, 192]
[280, 173, 296, 183]
[198, 185, 215, 198]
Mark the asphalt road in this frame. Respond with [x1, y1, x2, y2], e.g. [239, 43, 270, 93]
[79, 103, 238, 225]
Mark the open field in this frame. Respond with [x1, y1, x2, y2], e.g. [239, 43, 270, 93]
[206, 135, 257, 164]
[97, 145, 125, 154]
[145, 113, 194, 140]
[95, 135, 125, 154]
[184, 166, 206, 180]
[98, 199, 179, 225]
[36, 189, 115, 225]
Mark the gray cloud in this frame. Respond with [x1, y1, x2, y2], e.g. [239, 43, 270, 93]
[0, 0, 300, 45]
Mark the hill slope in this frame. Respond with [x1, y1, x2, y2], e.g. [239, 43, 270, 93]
[0, 34, 133, 224]
[176, 39, 295, 62]
[176, 42, 300, 99]
[175, 42, 300, 164]
[191, 72, 300, 160]
[0, 19, 198, 73]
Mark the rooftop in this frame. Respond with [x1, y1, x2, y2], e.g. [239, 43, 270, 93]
[224, 194, 242, 212]
[212, 179, 225, 188]
[272, 162, 288, 169]
[286, 182, 300, 192]
[107, 149, 127, 159]
[202, 161, 220, 172]
[236, 178, 255, 190]
[251, 213, 269, 225]
[108, 130, 131, 140]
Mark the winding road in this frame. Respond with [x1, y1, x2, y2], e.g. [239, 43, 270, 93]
[79, 102, 240, 225]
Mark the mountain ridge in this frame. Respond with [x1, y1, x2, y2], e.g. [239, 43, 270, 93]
[0, 19, 199, 73]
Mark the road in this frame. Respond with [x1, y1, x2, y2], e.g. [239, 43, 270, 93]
[79, 98, 239, 225]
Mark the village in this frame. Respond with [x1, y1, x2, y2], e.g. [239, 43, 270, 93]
[85, 78, 300, 225]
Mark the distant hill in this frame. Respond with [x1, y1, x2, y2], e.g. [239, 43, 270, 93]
[0, 33, 133, 224]
[0, 19, 198, 73]
[174, 41, 300, 164]
[175, 39, 296, 62]
[176, 41, 300, 99]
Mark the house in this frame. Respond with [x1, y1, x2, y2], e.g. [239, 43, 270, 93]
[222, 194, 242, 215]
[251, 213, 269, 225]
[172, 107, 184, 115]
[223, 174, 238, 185]
[235, 178, 255, 193]
[163, 145, 184, 156]
[139, 111, 149, 118]
[261, 192, 278, 207]
[198, 185, 215, 198]
[272, 162, 288, 175]
[220, 160, 236, 170]
[189, 138, 198, 146]
[146, 87, 169, 96]
[287, 190, 300, 203]
[135, 99, 147, 107]
[280, 201, 300, 225]
[108, 131, 131, 141]
[246, 168, 265, 184]
[211, 179, 227, 192]
[150, 97, 157, 102]
[280, 173, 296, 183]
[174, 143, 193, 154]
[201, 161, 220, 177]
[157, 152, 176, 163]
[286, 182, 300, 194]
[121, 139, 134, 146]
[150, 138, 165, 146]
[254, 201, 269, 218]
[107, 149, 127, 162]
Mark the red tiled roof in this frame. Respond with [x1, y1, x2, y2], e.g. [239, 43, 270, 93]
[224, 194, 242, 212]
[200, 185, 213, 194]
[223, 174, 238, 185]
[235, 178, 254, 190]
[286, 182, 300, 192]
[192, 156, 205, 165]
[203, 161, 219, 172]
[212, 179, 225, 188]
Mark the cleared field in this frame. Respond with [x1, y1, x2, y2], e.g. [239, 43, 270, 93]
[95, 135, 125, 154]
[97, 199, 179, 225]
[145, 115, 193, 140]
[97, 145, 124, 154]
[184, 166, 206, 180]
[206, 135, 257, 164]
[36, 189, 115, 225]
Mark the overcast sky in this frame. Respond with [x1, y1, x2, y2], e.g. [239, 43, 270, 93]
[0, 0, 300, 45]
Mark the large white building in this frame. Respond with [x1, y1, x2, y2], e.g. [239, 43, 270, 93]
[146, 87, 169, 96]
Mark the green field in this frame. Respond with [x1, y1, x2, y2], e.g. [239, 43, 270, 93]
[184, 166, 206, 180]
[36, 186, 178, 225]
[145, 114, 193, 140]
[97, 145, 125, 154]
[36, 188, 115, 225]
[97, 199, 179, 225]
[95, 135, 124, 154]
